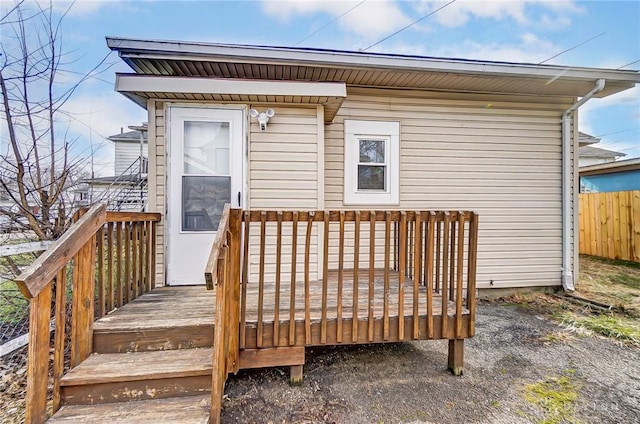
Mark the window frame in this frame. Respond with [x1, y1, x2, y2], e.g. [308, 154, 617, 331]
[344, 120, 400, 205]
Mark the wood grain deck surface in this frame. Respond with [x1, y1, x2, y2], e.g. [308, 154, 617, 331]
[94, 269, 467, 331]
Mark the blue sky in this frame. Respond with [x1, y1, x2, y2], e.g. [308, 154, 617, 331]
[2, 0, 639, 173]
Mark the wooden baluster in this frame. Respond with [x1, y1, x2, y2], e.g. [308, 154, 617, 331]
[24, 284, 52, 424]
[383, 211, 391, 341]
[257, 211, 266, 348]
[426, 212, 435, 339]
[368, 211, 375, 342]
[441, 213, 451, 338]
[449, 218, 456, 302]
[408, 216, 413, 279]
[435, 220, 441, 293]
[413, 212, 422, 339]
[139, 221, 146, 293]
[71, 235, 97, 368]
[337, 211, 345, 343]
[274, 212, 282, 347]
[106, 222, 114, 312]
[116, 222, 123, 308]
[240, 213, 250, 349]
[304, 212, 314, 345]
[124, 223, 131, 304]
[132, 222, 139, 299]
[467, 213, 479, 337]
[289, 212, 298, 346]
[455, 213, 465, 339]
[321, 212, 330, 344]
[52, 268, 67, 413]
[393, 220, 398, 271]
[96, 226, 105, 318]
[352, 211, 360, 343]
[398, 211, 407, 341]
[228, 210, 242, 373]
[150, 220, 157, 290]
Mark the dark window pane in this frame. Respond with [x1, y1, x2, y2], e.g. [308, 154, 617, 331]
[358, 165, 385, 190]
[182, 176, 230, 231]
[359, 139, 385, 163]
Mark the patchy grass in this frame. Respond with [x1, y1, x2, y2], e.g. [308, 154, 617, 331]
[577, 255, 640, 316]
[524, 371, 580, 424]
[557, 312, 640, 348]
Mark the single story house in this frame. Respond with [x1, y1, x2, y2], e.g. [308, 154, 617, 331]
[580, 158, 640, 192]
[107, 37, 640, 293]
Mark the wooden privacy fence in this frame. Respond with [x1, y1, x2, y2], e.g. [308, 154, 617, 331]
[579, 190, 640, 262]
[15, 204, 161, 423]
[206, 206, 479, 423]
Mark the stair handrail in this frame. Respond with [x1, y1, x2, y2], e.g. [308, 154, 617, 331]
[15, 204, 161, 423]
[205, 204, 243, 424]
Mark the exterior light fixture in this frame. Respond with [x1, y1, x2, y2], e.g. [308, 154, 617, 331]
[249, 108, 275, 131]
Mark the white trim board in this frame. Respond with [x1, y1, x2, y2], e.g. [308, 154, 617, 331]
[116, 75, 347, 98]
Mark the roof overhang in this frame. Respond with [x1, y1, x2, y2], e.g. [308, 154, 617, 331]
[580, 158, 640, 176]
[107, 37, 640, 100]
[115, 74, 347, 122]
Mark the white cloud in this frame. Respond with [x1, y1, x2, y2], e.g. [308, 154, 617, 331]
[261, 0, 411, 40]
[415, 0, 583, 29]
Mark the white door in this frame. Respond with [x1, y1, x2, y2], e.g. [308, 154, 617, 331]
[167, 107, 244, 285]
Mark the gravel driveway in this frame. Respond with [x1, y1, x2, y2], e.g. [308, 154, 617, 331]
[221, 302, 640, 423]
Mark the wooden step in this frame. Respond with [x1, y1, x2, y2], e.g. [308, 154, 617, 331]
[48, 394, 210, 423]
[93, 323, 214, 353]
[60, 348, 212, 405]
[93, 286, 215, 353]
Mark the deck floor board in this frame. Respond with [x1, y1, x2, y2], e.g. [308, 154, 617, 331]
[94, 269, 467, 332]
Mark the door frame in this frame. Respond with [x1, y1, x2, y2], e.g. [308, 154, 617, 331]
[165, 103, 248, 285]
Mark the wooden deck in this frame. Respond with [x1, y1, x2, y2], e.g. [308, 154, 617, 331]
[94, 271, 470, 353]
[17, 207, 477, 423]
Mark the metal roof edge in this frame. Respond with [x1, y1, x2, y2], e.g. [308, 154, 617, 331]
[579, 158, 640, 174]
[106, 36, 640, 85]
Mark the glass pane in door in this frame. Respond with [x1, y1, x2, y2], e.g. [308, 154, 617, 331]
[181, 120, 231, 231]
[183, 121, 230, 175]
[182, 176, 230, 231]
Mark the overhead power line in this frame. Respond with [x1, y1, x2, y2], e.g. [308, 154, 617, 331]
[617, 59, 640, 70]
[539, 32, 606, 64]
[293, 1, 367, 47]
[362, 0, 457, 52]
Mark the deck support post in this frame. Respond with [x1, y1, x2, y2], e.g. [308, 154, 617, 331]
[448, 339, 464, 376]
[290, 365, 304, 386]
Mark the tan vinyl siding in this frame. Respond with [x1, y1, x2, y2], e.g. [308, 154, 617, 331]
[325, 88, 574, 289]
[248, 105, 321, 282]
[149, 101, 166, 285]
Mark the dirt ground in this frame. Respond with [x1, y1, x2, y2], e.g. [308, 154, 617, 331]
[2, 256, 639, 423]
[222, 300, 640, 423]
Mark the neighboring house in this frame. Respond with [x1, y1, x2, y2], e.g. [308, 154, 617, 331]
[107, 37, 640, 292]
[580, 158, 640, 192]
[578, 131, 625, 167]
[109, 127, 149, 175]
[75, 125, 149, 211]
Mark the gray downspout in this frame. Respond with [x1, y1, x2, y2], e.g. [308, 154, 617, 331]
[561, 78, 605, 291]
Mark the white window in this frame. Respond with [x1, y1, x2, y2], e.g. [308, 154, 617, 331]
[344, 120, 399, 205]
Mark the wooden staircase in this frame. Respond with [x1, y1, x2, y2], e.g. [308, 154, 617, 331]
[49, 287, 216, 422]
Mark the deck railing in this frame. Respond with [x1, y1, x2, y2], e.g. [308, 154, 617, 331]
[206, 207, 479, 422]
[15, 204, 161, 423]
[205, 204, 242, 424]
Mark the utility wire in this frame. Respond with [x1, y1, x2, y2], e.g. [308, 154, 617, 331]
[539, 32, 606, 64]
[617, 59, 640, 70]
[362, 0, 457, 52]
[293, 1, 367, 47]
